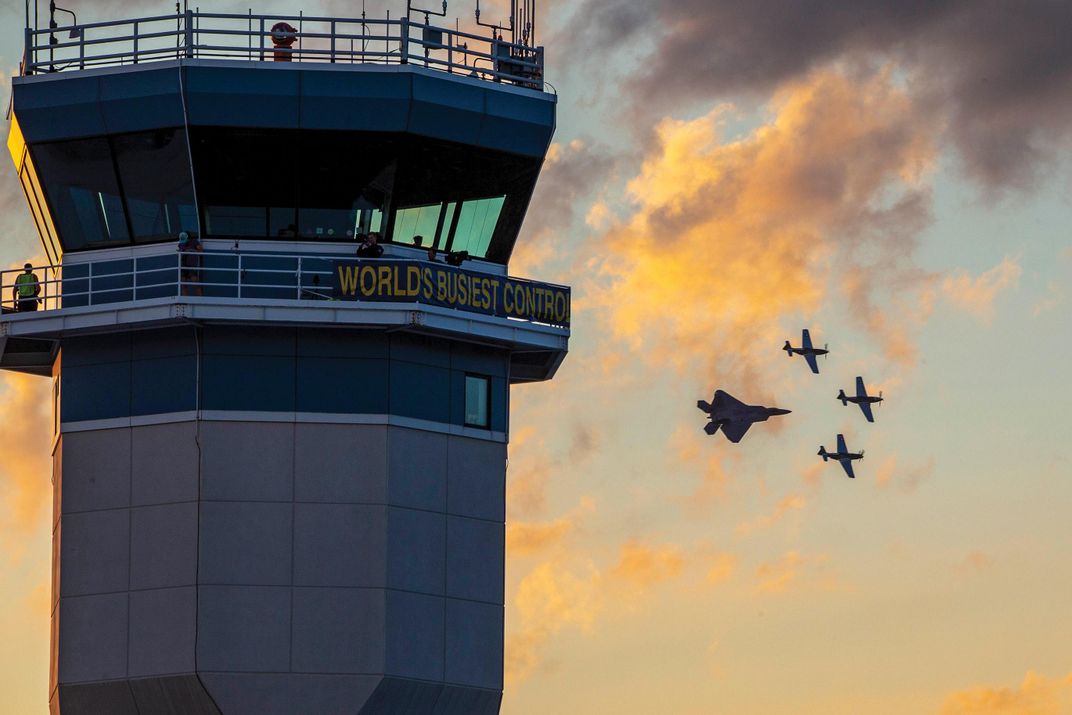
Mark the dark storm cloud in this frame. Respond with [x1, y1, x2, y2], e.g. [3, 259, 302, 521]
[558, 0, 1072, 189]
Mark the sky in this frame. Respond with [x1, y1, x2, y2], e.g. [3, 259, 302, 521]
[1, 1, 1071, 713]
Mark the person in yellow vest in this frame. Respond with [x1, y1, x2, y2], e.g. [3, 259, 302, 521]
[13, 263, 41, 312]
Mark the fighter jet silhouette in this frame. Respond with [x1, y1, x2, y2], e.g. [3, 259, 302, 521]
[697, 390, 791, 443]
[783, 329, 828, 374]
[838, 376, 883, 423]
[817, 434, 864, 478]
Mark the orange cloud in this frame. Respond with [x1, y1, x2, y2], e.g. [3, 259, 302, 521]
[754, 550, 839, 594]
[608, 540, 684, 586]
[735, 493, 807, 536]
[942, 257, 1022, 322]
[0, 372, 52, 558]
[586, 68, 937, 388]
[940, 671, 1072, 714]
[704, 552, 736, 586]
[507, 497, 595, 557]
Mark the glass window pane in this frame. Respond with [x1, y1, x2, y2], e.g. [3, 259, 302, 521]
[450, 196, 504, 258]
[32, 137, 130, 250]
[392, 203, 442, 245]
[112, 129, 197, 242]
[465, 375, 489, 428]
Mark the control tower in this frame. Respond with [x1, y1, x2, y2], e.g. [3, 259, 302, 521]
[1, 4, 567, 713]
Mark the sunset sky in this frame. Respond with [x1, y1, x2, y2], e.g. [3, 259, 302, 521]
[2, 1, 1071, 713]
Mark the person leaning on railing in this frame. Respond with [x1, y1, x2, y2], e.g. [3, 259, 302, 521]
[13, 263, 41, 312]
[177, 232, 203, 296]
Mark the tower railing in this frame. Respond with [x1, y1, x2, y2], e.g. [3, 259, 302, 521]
[0, 252, 569, 328]
[22, 10, 546, 90]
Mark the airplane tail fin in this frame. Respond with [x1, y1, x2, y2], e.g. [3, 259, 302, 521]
[703, 421, 720, 436]
[783, 340, 792, 354]
[818, 446, 828, 461]
[697, 400, 713, 413]
[837, 389, 847, 406]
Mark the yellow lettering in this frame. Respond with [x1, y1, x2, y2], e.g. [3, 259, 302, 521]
[406, 266, 422, 297]
[488, 279, 500, 312]
[359, 266, 377, 296]
[377, 266, 392, 296]
[437, 270, 448, 301]
[422, 267, 434, 300]
[337, 266, 359, 297]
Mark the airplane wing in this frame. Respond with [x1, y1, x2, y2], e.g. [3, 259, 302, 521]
[855, 376, 867, 398]
[713, 390, 745, 410]
[720, 421, 752, 443]
[840, 460, 856, 479]
[836, 434, 848, 453]
[804, 352, 820, 374]
[801, 329, 813, 349]
[859, 401, 875, 423]
[703, 421, 720, 436]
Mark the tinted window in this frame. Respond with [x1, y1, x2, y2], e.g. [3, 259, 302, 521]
[113, 129, 198, 242]
[449, 196, 505, 257]
[464, 374, 490, 428]
[33, 137, 129, 250]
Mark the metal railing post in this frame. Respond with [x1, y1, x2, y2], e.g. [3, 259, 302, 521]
[184, 9, 194, 58]
[400, 17, 409, 64]
[237, 254, 243, 299]
[24, 27, 33, 75]
[132, 21, 139, 65]
[132, 255, 138, 300]
[259, 17, 265, 61]
[88, 263, 93, 306]
[296, 256, 302, 299]
[330, 21, 336, 63]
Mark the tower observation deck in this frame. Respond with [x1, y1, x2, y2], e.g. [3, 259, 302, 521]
[2, 4, 566, 713]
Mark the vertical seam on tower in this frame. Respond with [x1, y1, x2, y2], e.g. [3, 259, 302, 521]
[289, 328, 297, 673]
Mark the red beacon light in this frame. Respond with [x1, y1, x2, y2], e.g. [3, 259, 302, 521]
[270, 22, 298, 62]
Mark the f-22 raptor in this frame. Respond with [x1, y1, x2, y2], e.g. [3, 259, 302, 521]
[818, 434, 864, 478]
[838, 376, 883, 423]
[783, 329, 828, 374]
[697, 390, 791, 443]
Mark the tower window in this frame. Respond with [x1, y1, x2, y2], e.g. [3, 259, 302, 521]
[464, 374, 490, 428]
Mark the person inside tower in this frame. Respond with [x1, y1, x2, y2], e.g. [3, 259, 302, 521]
[356, 231, 384, 258]
[13, 263, 41, 312]
[445, 250, 470, 267]
[177, 232, 203, 296]
[413, 235, 438, 262]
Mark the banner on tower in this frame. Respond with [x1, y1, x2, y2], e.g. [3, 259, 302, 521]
[331, 259, 570, 327]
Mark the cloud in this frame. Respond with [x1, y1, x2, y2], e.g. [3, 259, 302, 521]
[507, 497, 595, 557]
[559, 1, 1072, 189]
[754, 550, 839, 594]
[875, 455, 935, 494]
[704, 552, 736, 587]
[607, 540, 684, 588]
[939, 671, 1072, 715]
[0, 372, 52, 559]
[585, 68, 935, 389]
[735, 493, 807, 536]
[941, 257, 1022, 323]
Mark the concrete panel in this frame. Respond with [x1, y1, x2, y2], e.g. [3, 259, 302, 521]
[197, 586, 291, 673]
[446, 437, 506, 522]
[201, 354, 297, 412]
[128, 587, 196, 677]
[387, 507, 445, 595]
[294, 504, 386, 588]
[130, 503, 198, 589]
[450, 344, 508, 379]
[200, 421, 294, 501]
[295, 356, 389, 414]
[446, 516, 504, 604]
[387, 428, 447, 512]
[131, 421, 199, 506]
[385, 590, 445, 682]
[54, 682, 137, 715]
[58, 593, 128, 683]
[60, 509, 130, 597]
[201, 673, 379, 715]
[292, 588, 385, 674]
[129, 675, 220, 714]
[444, 599, 503, 690]
[294, 424, 387, 504]
[61, 428, 131, 513]
[199, 502, 293, 586]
